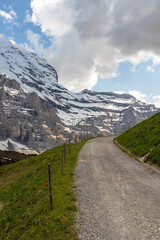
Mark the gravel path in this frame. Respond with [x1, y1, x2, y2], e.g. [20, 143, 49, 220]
[75, 137, 160, 240]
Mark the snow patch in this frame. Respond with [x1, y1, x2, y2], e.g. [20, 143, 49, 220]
[0, 138, 38, 154]
[0, 138, 28, 151]
[3, 86, 20, 96]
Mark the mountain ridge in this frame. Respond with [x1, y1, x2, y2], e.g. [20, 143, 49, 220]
[0, 36, 159, 152]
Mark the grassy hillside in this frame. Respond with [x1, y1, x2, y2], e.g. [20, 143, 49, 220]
[0, 139, 89, 240]
[117, 112, 160, 166]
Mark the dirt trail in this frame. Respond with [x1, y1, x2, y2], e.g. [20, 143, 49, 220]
[75, 137, 160, 240]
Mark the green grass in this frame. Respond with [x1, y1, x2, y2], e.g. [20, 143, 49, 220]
[117, 112, 160, 166]
[113, 138, 139, 162]
[147, 144, 160, 165]
[0, 139, 90, 240]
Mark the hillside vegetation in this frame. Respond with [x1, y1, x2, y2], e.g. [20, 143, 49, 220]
[117, 112, 160, 166]
[0, 139, 89, 240]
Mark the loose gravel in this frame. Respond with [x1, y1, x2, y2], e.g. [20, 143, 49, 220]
[75, 137, 160, 240]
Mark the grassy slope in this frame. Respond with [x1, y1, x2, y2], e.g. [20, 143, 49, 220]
[117, 112, 160, 165]
[0, 139, 89, 240]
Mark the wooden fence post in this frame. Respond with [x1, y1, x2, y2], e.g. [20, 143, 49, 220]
[69, 139, 70, 155]
[75, 134, 77, 150]
[48, 163, 53, 210]
[61, 150, 63, 175]
[64, 143, 66, 163]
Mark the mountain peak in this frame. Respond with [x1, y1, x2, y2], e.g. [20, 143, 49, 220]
[0, 35, 58, 97]
[0, 36, 159, 153]
[81, 89, 93, 94]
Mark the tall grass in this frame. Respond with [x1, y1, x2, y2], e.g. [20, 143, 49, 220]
[0, 139, 89, 240]
[117, 112, 160, 165]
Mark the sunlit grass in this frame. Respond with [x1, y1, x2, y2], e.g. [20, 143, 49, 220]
[0, 139, 90, 240]
[117, 112, 160, 165]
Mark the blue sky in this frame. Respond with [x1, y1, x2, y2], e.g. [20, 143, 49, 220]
[0, 0, 48, 46]
[0, 0, 160, 106]
[93, 61, 160, 97]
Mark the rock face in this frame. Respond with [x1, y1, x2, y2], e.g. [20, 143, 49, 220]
[0, 75, 67, 153]
[0, 35, 159, 153]
[0, 35, 58, 90]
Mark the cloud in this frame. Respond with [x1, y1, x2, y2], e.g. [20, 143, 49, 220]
[152, 96, 160, 108]
[0, 9, 13, 22]
[128, 90, 147, 102]
[30, 0, 74, 36]
[0, 8, 17, 23]
[9, 10, 17, 18]
[28, 0, 160, 91]
[115, 90, 148, 102]
[26, 29, 45, 55]
[109, 0, 160, 55]
[25, 10, 32, 23]
[42, 31, 119, 90]
[147, 66, 155, 72]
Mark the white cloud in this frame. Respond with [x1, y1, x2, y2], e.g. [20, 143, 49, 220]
[0, 8, 17, 23]
[115, 90, 148, 102]
[152, 96, 160, 108]
[26, 29, 45, 55]
[0, 8, 17, 24]
[9, 9, 17, 19]
[147, 66, 155, 72]
[43, 31, 119, 90]
[30, 0, 74, 36]
[0, 9, 13, 22]
[128, 90, 147, 102]
[19, 42, 34, 53]
[28, 0, 160, 91]
[25, 10, 32, 23]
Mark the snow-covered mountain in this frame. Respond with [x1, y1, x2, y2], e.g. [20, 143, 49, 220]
[0, 35, 58, 94]
[0, 35, 159, 153]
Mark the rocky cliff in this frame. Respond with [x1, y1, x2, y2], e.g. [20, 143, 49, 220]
[0, 35, 159, 153]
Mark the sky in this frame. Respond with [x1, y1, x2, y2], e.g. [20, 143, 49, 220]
[0, 0, 160, 107]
